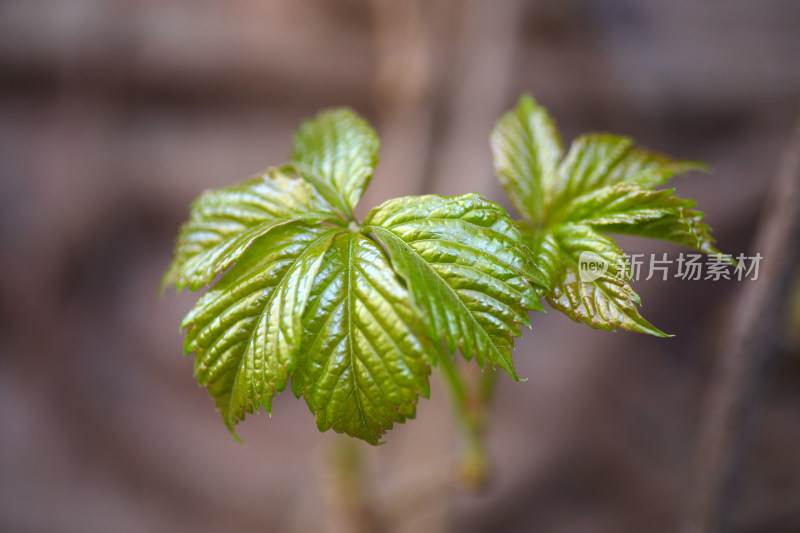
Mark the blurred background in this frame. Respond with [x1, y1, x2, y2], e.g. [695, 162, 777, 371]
[1, 0, 799, 532]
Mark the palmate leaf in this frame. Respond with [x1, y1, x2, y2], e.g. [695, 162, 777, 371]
[165, 107, 543, 443]
[492, 93, 723, 335]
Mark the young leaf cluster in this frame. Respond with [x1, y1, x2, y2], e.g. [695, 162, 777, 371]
[164, 94, 724, 444]
[163, 109, 544, 444]
[491, 94, 722, 335]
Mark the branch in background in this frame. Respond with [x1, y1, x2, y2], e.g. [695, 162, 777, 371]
[684, 105, 800, 533]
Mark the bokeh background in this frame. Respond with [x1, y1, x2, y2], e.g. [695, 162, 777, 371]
[1, 1, 799, 532]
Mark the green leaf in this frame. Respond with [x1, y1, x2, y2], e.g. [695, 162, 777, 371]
[181, 223, 339, 434]
[599, 210, 721, 256]
[182, 223, 437, 444]
[364, 193, 545, 379]
[492, 94, 721, 335]
[552, 134, 705, 209]
[289, 108, 380, 217]
[554, 184, 688, 225]
[543, 224, 668, 337]
[167, 107, 552, 444]
[161, 168, 338, 292]
[291, 232, 436, 444]
[491, 94, 563, 224]
[517, 223, 562, 294]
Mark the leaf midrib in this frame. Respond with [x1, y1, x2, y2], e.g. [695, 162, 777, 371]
[223, 228, 340, 424]
[345, 234, 370, 438]
[367, 225, 514, 376]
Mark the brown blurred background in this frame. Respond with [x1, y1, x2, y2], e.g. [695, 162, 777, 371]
[1, 1, 799, 532]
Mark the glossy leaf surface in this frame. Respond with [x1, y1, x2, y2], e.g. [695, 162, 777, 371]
[289, 108, 380, 217]
[181, 223, 337, 433]
[492, 94, 722, 335]
[165, 107, 544, 442]
[365, 193, 545, 379]
[291, 232, 436, 444]
[161, 168, 336, 291]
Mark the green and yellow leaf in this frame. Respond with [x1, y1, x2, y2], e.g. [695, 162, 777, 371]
[492, 94, 722, 335]
[365, 194, 545, 379]
[161, 168, 337, 291]
[289, 108, 380, 218]
[291, 232, 436, 444]
[165, 107, 544, 443]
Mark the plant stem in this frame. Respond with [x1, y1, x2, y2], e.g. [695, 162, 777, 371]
[322, 437, 382, 533]
[437, 353, 496, 490]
